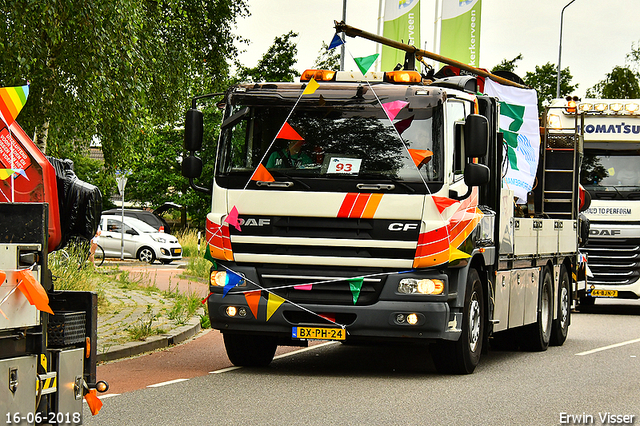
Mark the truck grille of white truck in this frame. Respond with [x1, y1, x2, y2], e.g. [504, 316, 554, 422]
[582, 240, 640, 286]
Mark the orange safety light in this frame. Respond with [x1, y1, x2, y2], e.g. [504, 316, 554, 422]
[384, 71, 421, 84]
[300, 69, 336, 82]
[567, 100, 577, 113]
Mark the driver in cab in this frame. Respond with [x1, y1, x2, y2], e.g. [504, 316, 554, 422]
[266, 140, 314, 169]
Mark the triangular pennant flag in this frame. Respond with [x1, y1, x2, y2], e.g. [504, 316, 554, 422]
[84, 389, 103, 416]
[0, 270, 5, 285]
[382, 100, 409, 121]
[276, 122, 304, 140]
[302, 78, 320, 95]
[266, 293, 285, 321]
[408, 149, 433, 169]
[318, 95, 326, 106]
[0, 169, 16, 180]
[449, 247, 471, 262]
[244, 290, 261, 319]
[348, 277, 364, 305]
[224, 206, 241, 232]
[14, 269, 53, 314]
[319, 313, 335, 323]
[329, 33, 345, 50]
[12, 169, 27, 179]
[203, 246, 217, 265]
[201, 292, 213, 304]
[0, 84, 29, 127]
[394, 115, 414, 134]
[222, 270, 244, 297]
[251, 163, 275, 182]
[294, 284, 313, 291]
[353, 54, 379, 75]
[432, 196, 458, 214]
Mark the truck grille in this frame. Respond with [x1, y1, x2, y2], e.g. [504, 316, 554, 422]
[256, 265, 388, 306]
[582, 239, 640, 285]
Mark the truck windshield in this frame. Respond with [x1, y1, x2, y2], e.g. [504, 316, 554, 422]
[581, 150, 640, 189]
[216, 87, 444, 193]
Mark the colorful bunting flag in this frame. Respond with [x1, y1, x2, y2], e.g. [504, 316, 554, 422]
[294, 284, 313, 291]
[394, 115, 414, 134]
[251, 163, 275, 182]
[432, 196, 458, 214]
[353, 54, 379, 75]
[222, 270, 244, 297]
[84, 389, 103, 416]
[319, 313, 336, 323]
[224, 206, 241, 232]
[408, 149, 433, 169]
[0, 270, 5, 285]
[348, 277, 364, 305]
[0, 169, 15, 180]
[449, 247, 471, 262]
[13, 169, 27, 179]
[0, 84, 29, 127]
[382, 100, 409, 121]
[266, 293, 285, 321]
[244, 290, 261, 319]
[203, 247, 217, 265]
[14, 269, 53, 314]
[329, 33, 345, 50]
[302, 78, 319, 95]
[276, 122, 304, 140]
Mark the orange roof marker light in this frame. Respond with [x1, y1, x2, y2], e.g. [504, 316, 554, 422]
[384, 71, 421, 84]
[300, 69, 336, 82]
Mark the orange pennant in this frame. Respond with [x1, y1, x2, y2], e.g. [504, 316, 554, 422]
[84, 389, 103, 415]
[244, 290, 261, 319]
[15, 269, 54, 315]
[408, 149, 433, 169]
[276, 122, 304, 140]
[0, 270, 5, 285]
[251, 163, 275, 182]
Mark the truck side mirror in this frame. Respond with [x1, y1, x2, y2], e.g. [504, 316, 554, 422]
[464, 114, 489, 158]
[182, 155, 203, 179]
[184, 109, 203, 152]
[464, 162, 490, 187]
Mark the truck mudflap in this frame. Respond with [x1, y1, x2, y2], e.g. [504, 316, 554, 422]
[208, 294, 459, 342]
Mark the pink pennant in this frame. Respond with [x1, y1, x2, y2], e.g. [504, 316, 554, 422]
[224, 206, 242, 232]
[294, 284, 313, 291]
[382, 100, 409, 121]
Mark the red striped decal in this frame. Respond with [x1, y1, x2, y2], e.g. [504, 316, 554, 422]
[349, 193, 371, 218]
[337, 193, 358, 218]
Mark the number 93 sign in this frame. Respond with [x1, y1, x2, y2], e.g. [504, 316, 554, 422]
[327, 157, 362, 174]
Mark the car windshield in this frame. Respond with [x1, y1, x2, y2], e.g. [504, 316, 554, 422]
[581, 150, 640, 189]
[216, 84, 444, 193]
[104, 216, 159, 234]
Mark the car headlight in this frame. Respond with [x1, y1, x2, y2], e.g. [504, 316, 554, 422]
[398, 278, 444, 295]
[151, 236, 167, 243]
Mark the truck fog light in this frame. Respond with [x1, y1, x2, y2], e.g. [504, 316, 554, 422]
[406, 313, 419, 325]
[396, 313, 406, 323]
[238, 307, 247, 317]
[226, 306, 237, 317]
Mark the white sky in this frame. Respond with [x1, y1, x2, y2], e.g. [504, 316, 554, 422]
[234, 0, 640, 98]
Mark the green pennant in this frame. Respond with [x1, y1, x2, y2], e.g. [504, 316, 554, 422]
[348, 277, 364, 305]
[353, 54, 379, 75]
[203, 245, 217, 267]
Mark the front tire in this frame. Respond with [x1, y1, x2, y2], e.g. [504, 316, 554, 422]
[550, 265, 570, 346]
[431, 268, 484, 374]
[138, 247, 156, 264]
[223, 333, 277, 367]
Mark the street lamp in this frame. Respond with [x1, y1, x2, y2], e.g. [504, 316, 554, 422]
[556, 0, 576, 98]
[340, 0, 347, 71]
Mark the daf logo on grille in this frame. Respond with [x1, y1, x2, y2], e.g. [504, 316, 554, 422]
[388, 223, 418, 232]
[590, 229, 620, 236]
[239, 218, 271, 226]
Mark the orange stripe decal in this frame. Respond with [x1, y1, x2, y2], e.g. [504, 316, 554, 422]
[361, 193, 383, 219]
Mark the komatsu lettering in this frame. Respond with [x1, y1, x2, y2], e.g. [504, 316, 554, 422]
[584, 123, 640, 134]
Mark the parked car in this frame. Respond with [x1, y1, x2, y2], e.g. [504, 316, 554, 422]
[102, 208, 171, 234]
[98, 215, 182, 264]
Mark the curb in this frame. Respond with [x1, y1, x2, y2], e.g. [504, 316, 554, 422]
[97, 316, 202, 363]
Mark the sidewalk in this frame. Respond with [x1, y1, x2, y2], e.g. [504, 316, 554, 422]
[95, 259, 210, 362]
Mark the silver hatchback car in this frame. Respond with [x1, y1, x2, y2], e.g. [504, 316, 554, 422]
[98, 215, 182, 264]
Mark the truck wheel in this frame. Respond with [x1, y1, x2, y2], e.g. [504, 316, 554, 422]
[430, 268, 484, 374]
[223, 333, 277, 367]
[138, 247, 156, 264]
[522, 266, 553, 351]
[550, 265, 570, 346]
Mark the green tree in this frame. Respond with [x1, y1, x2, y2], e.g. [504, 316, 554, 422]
[314, 42, 341, 71]
[523, 62, 577, 110]
[586, 66, 640, 99]
[237, 32, 299, 83]
[0, 0, 248, 166]
[491, 54, 523, 73]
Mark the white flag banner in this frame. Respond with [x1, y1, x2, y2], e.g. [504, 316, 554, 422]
[484, 78, 540, 203]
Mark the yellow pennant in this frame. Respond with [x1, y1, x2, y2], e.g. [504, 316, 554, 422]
[302, 78, 319, 95]
[266, 293, 285, 321]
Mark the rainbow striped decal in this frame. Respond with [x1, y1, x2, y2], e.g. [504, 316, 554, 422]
[413, 189, 484, 268]
[205, 218, 234, 261]
[337, 193, 384, 219]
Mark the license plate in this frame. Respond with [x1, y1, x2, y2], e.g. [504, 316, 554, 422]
[591, 289, 618, 298]
[292, 327, 346, 341]
[174, 248, 182, 254]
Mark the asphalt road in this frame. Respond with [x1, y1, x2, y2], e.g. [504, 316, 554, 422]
[84, 300, 640, 426]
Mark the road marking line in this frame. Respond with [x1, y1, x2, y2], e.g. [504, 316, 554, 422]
[575, 337, 640, 356]
[210, 341, 339, 374]
[147, 378, 189, 388]
[97, 393, 121, 400]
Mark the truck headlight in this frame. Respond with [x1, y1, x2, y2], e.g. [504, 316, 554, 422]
[398, 278, 444, 295]
[211, 270, 246, 287]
